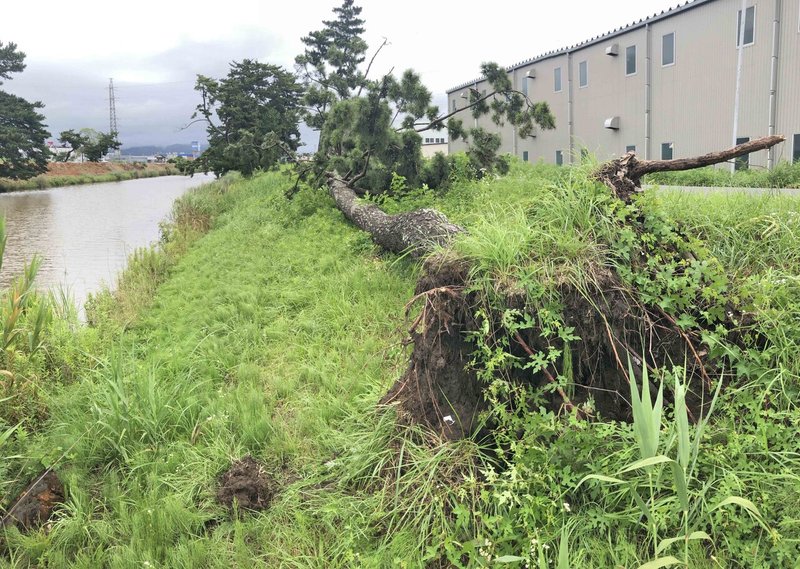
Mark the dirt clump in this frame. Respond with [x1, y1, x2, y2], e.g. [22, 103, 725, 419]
[1, 470, 64, 532]
[381, 255, 486, 440]
[216, 456, 276, 513]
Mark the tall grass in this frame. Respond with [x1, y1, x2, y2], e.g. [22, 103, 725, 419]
[645, 159, 800, 188]
[578, 363, 766, 568]
[1, 164, 799, 567]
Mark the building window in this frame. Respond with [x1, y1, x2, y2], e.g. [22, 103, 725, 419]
[523, 151, 529, 162]
[662, 32, 675, 66]
[737, 6, 756, 46]
[579, 60, 588, 87]
[555, 150, 563, 165]
[661, 142, 674, 160]
[554, 67, 562, 92]
[451, 99, 456, 112]
[626, 45, 637, 75]
[626, 145, 636, 153]
[522, 75, 528, 96]
[735, 137, 750, 170]
[794, 134, 800, 162]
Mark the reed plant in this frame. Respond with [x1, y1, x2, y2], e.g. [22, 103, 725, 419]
[577, 362, 766, 567]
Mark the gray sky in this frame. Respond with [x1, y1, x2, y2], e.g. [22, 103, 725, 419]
[2, 0, 680, 149]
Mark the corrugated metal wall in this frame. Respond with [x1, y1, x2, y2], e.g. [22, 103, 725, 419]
[447, 0, 799, 168]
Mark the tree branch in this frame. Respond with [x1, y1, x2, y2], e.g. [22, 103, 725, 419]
[180, 118, 215, 132]
[414, 89, 499, 133]
[349, 149, 372, 185]
[632, 135, 785, 177]
[357, 37, 389, 97]
[594, 135, 786, 202]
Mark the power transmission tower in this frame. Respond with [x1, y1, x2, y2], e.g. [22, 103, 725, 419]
[108, 78, 120, 159]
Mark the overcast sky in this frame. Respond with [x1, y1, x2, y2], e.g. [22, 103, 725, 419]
[2, 0, 681, 149]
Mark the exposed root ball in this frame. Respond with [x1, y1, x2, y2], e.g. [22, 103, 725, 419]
[384, 255, 713, 440]
[216, 456, 276, 513]
[382, 255, 486, 440]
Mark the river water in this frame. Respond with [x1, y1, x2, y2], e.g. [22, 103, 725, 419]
[0, 174, 214, 311]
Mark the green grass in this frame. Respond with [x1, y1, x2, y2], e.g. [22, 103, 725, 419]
[1, 163, 799, 567]
[2, 172, 446, 567]
[645, 160, 800, 188]
[0, 166, 180, 193]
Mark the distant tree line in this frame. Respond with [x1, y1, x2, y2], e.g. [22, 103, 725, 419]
[0, 42, 122, 180]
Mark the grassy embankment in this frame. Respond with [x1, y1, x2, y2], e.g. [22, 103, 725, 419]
[1, 163, 799, 567]
[645, 159, 800, 188]
[0, 163, 180, 192]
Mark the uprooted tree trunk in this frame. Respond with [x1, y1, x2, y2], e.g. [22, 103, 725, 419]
[327, 136, 786, 439]
[327, 174, 464, 257]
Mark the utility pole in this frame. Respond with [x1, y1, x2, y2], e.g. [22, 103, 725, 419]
[108, 78, 120, 159]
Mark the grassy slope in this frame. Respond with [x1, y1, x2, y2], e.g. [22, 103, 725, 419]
[2, 165, 799, 567]
[3, 173, 423, 567]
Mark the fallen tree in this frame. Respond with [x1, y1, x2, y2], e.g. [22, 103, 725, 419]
[340, 136, 787, 439]
[292, 2, 790, 439]
[327, 174, 464, 257]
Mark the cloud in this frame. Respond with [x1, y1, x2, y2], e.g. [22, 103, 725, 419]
[3, 30, 300, 148]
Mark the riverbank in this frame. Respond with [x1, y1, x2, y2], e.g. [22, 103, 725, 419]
[0, 162, 180, 192]
[1, 166, 799, 566]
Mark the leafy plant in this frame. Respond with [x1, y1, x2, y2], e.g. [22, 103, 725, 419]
[578, 362, 767, 567]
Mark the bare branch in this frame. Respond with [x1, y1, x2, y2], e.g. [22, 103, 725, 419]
[595, 135, 786, 202]
[179, 118, 214, 132]
[357, 38, 389, 97]
[414, 90, 500, 133]
[632, 135, 785, 177]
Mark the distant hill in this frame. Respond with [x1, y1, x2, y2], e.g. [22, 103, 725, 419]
[121, 144, 199, 156]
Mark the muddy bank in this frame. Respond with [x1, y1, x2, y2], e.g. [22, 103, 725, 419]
[0, 163, 179, 192]
[384, 244, 722, 440]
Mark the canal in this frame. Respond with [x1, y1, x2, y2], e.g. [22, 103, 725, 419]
[0, 174, 214, 311]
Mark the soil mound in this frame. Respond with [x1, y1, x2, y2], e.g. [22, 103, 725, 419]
[384, 254, 714, 440]
[1, 470, 64, 532]
[216, 456, 276, 513]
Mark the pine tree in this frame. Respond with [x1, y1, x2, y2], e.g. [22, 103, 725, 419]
[0, 42, 50, 180]
[295, 0, 368, 130]
[191, 60, 303, 177]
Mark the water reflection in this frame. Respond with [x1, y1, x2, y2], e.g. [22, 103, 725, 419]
[0, 174, 213, 310]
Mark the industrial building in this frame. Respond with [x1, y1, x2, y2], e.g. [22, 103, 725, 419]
[447, 0, 800, 168]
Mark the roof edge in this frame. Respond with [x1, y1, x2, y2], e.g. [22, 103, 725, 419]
[446, 0, 715, 94]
